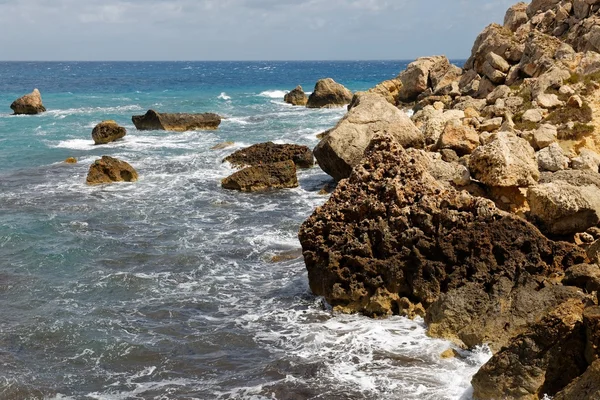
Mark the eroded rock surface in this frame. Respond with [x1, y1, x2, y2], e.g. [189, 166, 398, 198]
[10, 89, 46, 115]
[224, 142, 314, 169]
[86, 156, 138, 185]
[132, 110, 221, 131]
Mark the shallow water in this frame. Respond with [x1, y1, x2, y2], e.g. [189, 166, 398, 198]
[0, 61, 489, 399]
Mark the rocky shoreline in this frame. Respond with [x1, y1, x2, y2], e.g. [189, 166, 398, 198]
[297, 1, 600, 398]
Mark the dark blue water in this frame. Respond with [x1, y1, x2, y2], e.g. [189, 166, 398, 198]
[0, 61, 487, 400]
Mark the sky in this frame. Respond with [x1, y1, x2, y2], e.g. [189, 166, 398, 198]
[0, 0, 519, 61]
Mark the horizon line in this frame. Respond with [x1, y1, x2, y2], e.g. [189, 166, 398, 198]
[0, 58, 469, 63]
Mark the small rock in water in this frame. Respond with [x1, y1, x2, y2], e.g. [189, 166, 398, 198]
[221, 160, 298, 192]
[269, 249, 303, 263]
[284, 85, 308, 106]
[86, 156, 138, 185]
[64, 157, 77, 164]
[10, 88, 46, 115]
[440, 349, 460, 359]
[92, 120, 126, 145]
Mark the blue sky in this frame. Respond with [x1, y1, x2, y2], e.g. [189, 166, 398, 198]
[0, 0, 518, 61]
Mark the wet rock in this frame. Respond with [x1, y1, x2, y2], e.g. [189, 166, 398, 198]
[132, 110, 221, 131]
[86, 156, 138, 185]
[472, 298, 588, 400]
[211, 141, 235, 150]
[314, 93, 423, 181]
[469, 132, 539, 187]
[64, 157, 77, 164]
[528, 181, 600, 235]
[306, 78, 352, 108]
[223, 142, 314, 169]
[284, 85, 308, 106]
[537, 143, 569, 172]
[10, 88, 46, 115]
[299, 133, 586, 329]
[221, 160, 298, 192]
[91, 120, 126, 145]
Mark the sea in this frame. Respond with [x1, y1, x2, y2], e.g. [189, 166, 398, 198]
[0, 61, 491, 400]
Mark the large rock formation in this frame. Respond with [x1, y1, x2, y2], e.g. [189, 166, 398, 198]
[306, 78, 353, 108]
[299, 133, 587, 350]
[284, 86, 308, 106]
[221, 160, 298, 192]
[10, 89, 46, 115]
[132, 110, 221, 131]
[91, 120, 126, 145]
[223, 142, 314, 169]
[86, 156, 138, 185]
[313, 93, 423, 181]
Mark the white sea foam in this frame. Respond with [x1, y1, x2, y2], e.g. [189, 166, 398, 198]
[218, 92, 232, 100]
[45, 105, 144, 118]
[258, 90, 288, 99]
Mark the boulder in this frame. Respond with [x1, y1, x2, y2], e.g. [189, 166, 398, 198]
[91, 120, 126, 145]
[367, 78, 403, 105]
[223, 142, 314, 169]
[221, 160, 298, 192]
[568, 95, 584, 109]
[472, 298, 588, 400]
[86, 156, 138, 185]
[132, 110, 221, 131]
[483, 61, 507, 84]
[536, 93, 563, 109]
[563, 264, 600, 293]
[533, 123, 558, 149]
[526, 0, 562, 18]
[432, 65, 463, 96]
[306, 78, 352, 108]
[314, 93, 423, 181]
[466, 24, 522, 74]
[10, 88, 46, 115]
[486, 52, 511, 73]
[436, 121, 480, 156]
[522, 108, 545, 123]
[486, 85, 512, 105]
[299, 133, 587, 333]
[519, 31, 563, 78]
[398, 56, 450, 102]
[504, 2, 529, 32]
[554, 360, 600, 400]
[539, 169, 600, 188]
[572, 149, 600, 171]
[537, 143, 569, 172]
[479, 117, 504, 132]
[527, 181, 600, 235]
[412, 107, 465, 145]
[469, 132, 539, 187]
[284, 85, 308, 106]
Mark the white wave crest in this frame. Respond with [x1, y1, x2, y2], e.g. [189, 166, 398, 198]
[258, 90, 287, 99]
[46, 105, 144, 118]
[218, 92, 232, 100]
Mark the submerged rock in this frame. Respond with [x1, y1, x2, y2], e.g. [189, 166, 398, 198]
[221, 160, 298, 192]
[86, 156, 138, 185]
[284, 85, 308, 106]
[132, 110, 221, 131]
[306, 78, 352, 108]
[92, 120, 126, 145]
[223, 142, 314, 169]
[10, 88, 46, 115]
[313, 93, 423, 181]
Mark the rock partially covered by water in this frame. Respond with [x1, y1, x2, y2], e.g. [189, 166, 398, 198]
[10, 88, 46, 115]
[132, 110, 221, 131]
[223, 142, 314, 169]
[221, 160, 298, 192]
[306, 78, 353, 108]
[299, 133, 586, 335]
[313, 93, 424, 181]
[92, 120, 127, 145]
[284, 86, 308, 106]
[86, 156, 138, 185]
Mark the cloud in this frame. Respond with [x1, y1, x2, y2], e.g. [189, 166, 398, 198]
[0, 0, 515, 60]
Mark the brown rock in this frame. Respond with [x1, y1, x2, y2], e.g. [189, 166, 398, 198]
[504, 2, 529, 32]
[398, 56, 450, 102]
[564, 264, 600, 293]
[465, 24, 522, 74]
[367, 78, 403, 105]
[270, 249, 303, 263]
[132, 110, 221, 131]
[284, 86, 308, 106]
[553, 360, 600, 400]
[223, 142, 314, 169]
[86, 156, 138, 185]
[210, 141, 235, 150]
[306, 78, 352, 108]
[10, 88, 46, 115]
[91, 120, 126, 145]
[436, 121, 480, 156]
[472, 298, 588, 400]
[64, 157, 77, 164]
[299, 132, 587, 328]
[221, 160, 298, 192]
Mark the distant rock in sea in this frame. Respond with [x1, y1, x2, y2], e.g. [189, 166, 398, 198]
[10, 88, 46, 115]
[223, 142, 314, 169]
[132, 110, 221, 131]
[306, 78, 353, 108]
[92, 120, 126, 145]
[284, 86, 308, 106]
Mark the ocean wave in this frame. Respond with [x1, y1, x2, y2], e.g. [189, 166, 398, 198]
[46, 105, 144, 118]
[258, 90, 287, 99]
[218, 92, 232, 100]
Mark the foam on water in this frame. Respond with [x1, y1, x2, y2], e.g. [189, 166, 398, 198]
[258, 90, 288, 99]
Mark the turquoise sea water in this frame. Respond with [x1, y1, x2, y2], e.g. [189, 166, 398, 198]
[0, 61, 489, 399]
